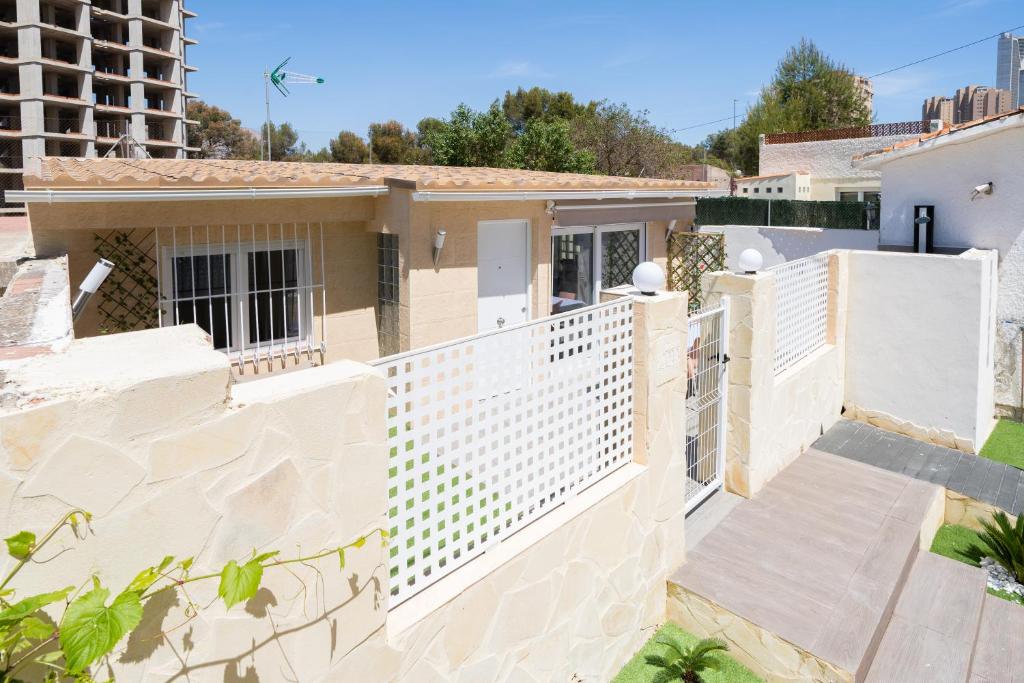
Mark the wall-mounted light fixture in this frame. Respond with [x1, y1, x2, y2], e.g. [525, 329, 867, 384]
[737, 248, 763, 274]
[72, 258, 114, 321]
[665, 219, 678, 241]
[432, 229, 447, 268]
[545, 200, 556, 216]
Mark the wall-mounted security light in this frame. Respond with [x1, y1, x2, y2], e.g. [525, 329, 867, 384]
[72, 258, 114, 321]
[913, 205, 935, 254]
[545, 200, 556, 215]
[432, 229, 447, 268]
[970, 182, 993, 201]
[631, 261, 665, 296]
[737, 248, 763, 274]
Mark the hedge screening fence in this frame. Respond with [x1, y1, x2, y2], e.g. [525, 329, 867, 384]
[696, 197, 879, 230]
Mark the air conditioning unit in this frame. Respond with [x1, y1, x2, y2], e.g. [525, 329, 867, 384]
[913, 205, 935, 254]
[928, 119, 944, 133]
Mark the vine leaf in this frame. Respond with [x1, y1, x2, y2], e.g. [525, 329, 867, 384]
[18, 615, 54, 640]
[126, 556, 175, 593]
[0, 587, 73, 628]
[218, 559, 264, 609]
[60, 583, 143, 674]
[5, 531, 36, 560]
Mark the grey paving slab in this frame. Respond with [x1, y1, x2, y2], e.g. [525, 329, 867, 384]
[995, 466, 1022, 512]
[978, 459, 1009, 507]
[814, 420, 1023, 516]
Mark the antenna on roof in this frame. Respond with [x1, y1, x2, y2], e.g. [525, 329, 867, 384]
[263, 57, 325, 162]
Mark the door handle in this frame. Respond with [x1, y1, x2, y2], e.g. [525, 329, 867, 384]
[497, 317, 505, 328]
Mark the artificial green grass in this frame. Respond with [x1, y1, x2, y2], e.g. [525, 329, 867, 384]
[612, 623, 762, 683]
[930, 524, 1024, 605]
[980, 419, 1024, 470]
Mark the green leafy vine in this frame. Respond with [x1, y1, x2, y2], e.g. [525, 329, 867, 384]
[0, 510, 387, 682]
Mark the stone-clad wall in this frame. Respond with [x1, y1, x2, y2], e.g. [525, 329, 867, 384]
[0, 292, 689, 681]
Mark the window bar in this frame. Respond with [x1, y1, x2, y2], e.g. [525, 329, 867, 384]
[293, 221, 301, 362]
[306, 221, 313, 361]
[235, 223, 245, 371]
[188, 225, 197, 328]
[251, 223, 261, 373]
[279, 221, 287, 368]
[205, 225, 214, 350]
[154, 226, 162, 327]
[319, 221, 326, 362]
[171, 225, 178, 325]
[221, 224, 229, 355]
[265, 223, 274, 373]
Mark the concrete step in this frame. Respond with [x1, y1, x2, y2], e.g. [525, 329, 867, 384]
[865, 552, 988, 683]
[969, 593, 1024, 682]
[667, 451, 944, 682]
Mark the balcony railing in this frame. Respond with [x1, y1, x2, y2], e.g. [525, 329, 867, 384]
[763, 121, 931, 145]
[44, 117, 82, 134]
[95, 119, 128, 138]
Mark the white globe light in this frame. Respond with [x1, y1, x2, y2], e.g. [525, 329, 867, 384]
[631, 261, 665, 295]
[738, 248, 763, 274]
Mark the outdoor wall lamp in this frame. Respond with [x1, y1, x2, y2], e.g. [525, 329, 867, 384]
[72, 258, 114, 321]
[738, 248, 763, 274]
[432, 229, 447, 268]
[970, 182, 994, 201]
[665, 219, 678, 240]
[632, 261, 665, 296]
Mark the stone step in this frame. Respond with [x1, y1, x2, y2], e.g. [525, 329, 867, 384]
[667, 450, 944, 682]
[865, 552, 988, 683]
[969, 593, 1024, 682]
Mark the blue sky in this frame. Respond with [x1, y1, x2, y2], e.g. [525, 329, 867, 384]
[189, 0, 1022, 152]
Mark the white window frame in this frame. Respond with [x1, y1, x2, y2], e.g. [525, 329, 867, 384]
[551, 222, 647, 304]
[160, 238, 315, 356]
[834, 189, 881, 202]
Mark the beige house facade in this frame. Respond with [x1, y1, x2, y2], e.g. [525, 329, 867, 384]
[18, 158, 719, 370]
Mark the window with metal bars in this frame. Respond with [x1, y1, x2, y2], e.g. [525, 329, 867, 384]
[376, 233, 400, 357]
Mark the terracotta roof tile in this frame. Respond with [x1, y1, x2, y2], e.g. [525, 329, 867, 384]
[24, 158, 713, 192]
[855, 107, 1024, 162]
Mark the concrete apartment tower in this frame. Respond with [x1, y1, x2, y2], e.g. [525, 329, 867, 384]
[922, 95, 955, 126]
[997, 32, 1023, 108]
[0, 0, 197, 208]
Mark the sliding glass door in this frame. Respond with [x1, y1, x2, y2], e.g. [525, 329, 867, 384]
[550, 223, 645, 315]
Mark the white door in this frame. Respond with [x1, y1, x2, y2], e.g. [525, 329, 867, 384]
[477, 219, 529, 332]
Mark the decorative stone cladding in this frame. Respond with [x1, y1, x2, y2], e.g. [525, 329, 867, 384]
[0, 290, 689, 681]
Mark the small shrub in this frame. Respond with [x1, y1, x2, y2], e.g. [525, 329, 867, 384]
[643, 635, 729, 683]
[964, 511, 1024, 581]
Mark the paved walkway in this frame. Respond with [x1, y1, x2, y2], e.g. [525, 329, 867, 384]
[814, 419, 1024, 517]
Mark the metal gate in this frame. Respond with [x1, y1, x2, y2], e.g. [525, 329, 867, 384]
[684, 298, 729, 513]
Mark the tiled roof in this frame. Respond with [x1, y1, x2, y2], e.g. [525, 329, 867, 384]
[24, 158, 713, 192]
[855, 107, 1024, 163]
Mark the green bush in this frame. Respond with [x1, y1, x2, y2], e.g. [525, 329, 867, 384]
[964, 511, 1024, 581]
[695, 197, 874, 230]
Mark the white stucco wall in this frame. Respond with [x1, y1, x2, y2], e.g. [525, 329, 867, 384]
[844, 250, 997, 450]
[698, 225, 878, 270]
[735, 173, 810, 200]
[874, 122, 1024, 416]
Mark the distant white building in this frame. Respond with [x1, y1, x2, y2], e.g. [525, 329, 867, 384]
[734, 171, 810, 200]
[856, 108, 1024, 420]
[997, 32, 1023, 108]
[756, 121, 934, 203]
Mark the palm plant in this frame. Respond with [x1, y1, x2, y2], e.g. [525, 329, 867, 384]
[964, 511, 1024, 581]
[644, 635, 729, 683]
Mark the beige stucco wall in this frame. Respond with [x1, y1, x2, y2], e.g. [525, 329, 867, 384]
[0, 290, 689, 681]
[702, 252, 848, 497]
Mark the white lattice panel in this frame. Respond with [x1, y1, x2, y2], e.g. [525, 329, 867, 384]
[772, 253, 830, 375]
[372, 299, 634, 606]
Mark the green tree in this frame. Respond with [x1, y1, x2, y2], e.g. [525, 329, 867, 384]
[328, 130, 369, 163]
[423, 102, 512, 168]
[369, 120, 423, 164]
[260, 121, 302, 161]
[506, 118, 594, 173]
[709, 39, 871, 174]
[502, 87, 593, 134]
[571, 102, 675, 177]
[186, 100, 260, 160]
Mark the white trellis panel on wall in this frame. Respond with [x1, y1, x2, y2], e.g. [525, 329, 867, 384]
[771, 253, 830, 375]
[372, 298, 634, 606]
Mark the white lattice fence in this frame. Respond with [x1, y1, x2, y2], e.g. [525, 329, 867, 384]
[771, 253, 830, 374]
[372, 299, 634, 606]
